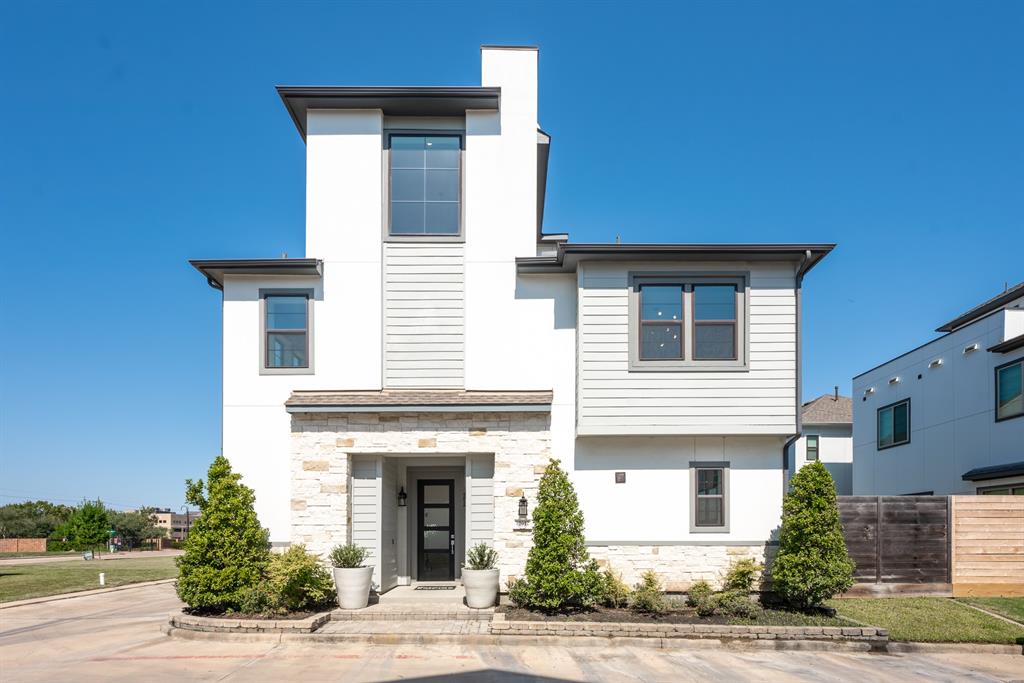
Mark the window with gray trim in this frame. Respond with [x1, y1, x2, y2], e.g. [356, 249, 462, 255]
[877, 399, 910, 449]
[690, 462, 729, 532]
[629, 274, 747, 371]
[262, 292, 311, 371]
[389, 134, 461, 236]
[995, 359, 1023, 421]
[805, 435, 819, 461]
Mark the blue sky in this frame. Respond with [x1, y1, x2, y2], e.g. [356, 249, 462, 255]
[1, 2, 1021, 511]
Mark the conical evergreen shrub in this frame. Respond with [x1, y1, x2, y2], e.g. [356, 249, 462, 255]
[176, 455, 270, 611]
[771, 461, 854, 610]
[517, 458, 603, 610]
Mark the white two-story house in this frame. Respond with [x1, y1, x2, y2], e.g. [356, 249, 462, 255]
[191, 46, 833, 591]
[853, 282, 1024, 496]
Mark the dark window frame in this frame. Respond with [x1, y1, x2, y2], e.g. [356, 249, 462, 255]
[805, 434, 819, 461]
[877, 398, 911, 450]
[994, 358, 1024, 423]
[259, 288, 314, 375]
[691, 283, 739, 361]
[978, 483, 1024, 495]
[638, 283, 685, 361]
[385, 131, 465, 242]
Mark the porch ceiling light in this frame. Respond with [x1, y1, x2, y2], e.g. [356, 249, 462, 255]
[398, 486, 407, 507]
[518, 495, 528, 524]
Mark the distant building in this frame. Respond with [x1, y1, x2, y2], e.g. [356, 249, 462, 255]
[853, 282, 1024, 495]
[149, 509, 200, 541]
[787, 390, 853, 494]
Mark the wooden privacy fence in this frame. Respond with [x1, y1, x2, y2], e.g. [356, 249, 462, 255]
[838, 495, 1024, 597]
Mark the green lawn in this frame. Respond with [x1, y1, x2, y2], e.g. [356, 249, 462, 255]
[0, 557, 178, 603]
[828, 597, 1024, 644]
[958, 597, 1024, 625]
[0, 551, 79, 559]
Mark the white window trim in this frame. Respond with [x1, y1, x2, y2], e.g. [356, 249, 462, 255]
[689, 461, 730, 533]
[627, 272, 749, 372]
[259, 288, 315, 375]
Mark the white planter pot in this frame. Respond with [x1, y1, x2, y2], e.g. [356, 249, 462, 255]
[333, 566, 374, 609]
[462, 568, 499, 609]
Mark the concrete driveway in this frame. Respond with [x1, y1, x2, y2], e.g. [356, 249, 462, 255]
[1, 583, 1022, 682]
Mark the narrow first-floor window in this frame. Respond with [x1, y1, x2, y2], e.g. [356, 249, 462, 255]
[995, 359, 1023, 421]
[261, 289, 313, 373]
[805, 435, 819, 461]
[690, 462, 729, 532]
[877, 399, 910, 449]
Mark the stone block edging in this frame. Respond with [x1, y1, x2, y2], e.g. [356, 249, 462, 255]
[169, 609, 332, 634]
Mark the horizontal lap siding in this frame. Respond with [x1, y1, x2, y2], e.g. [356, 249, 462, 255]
[468, 455, 495, 548]
[577, 263, 797, 435]
[350, 456, 379, 572]
[384, 243, 465, 388]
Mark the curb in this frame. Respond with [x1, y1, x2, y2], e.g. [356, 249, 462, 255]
[886, 641, 1024, 655]
[0, 578, 177, 610]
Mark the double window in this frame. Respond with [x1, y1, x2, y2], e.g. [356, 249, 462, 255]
[388, 134, 461, 237]
[690, 462, 729, 532]
[630, 275, 746, 370]
[260, 290, 313, 374]
[995, 359, 1023, 421]
[805, 435, 819, 461]
[877, 399, 910, 449]
[980, 484, 1024, 495]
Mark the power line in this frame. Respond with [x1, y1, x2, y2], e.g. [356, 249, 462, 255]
[0, 491, 162, 511]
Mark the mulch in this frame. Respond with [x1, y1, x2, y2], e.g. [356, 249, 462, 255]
[183, 608, 321, 621]
[497, 605, 732, 625]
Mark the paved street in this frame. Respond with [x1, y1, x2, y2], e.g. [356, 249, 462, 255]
[0, 549, 183, 567]
[1, 583, 1023, 682]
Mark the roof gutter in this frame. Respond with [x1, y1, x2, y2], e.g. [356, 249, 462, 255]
[782, 248, 813, 496]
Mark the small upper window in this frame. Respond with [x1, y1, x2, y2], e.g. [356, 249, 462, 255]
[806, 435, 819, 461]
[689, 464, 729, 532]
[693, 284, 738, 360]
[264, 293, 310, 370]
[996, 360, 1023, 421]
[878, 399, 910, 449]
[639, 284, 683, 360]
[389, 135, 461, 236]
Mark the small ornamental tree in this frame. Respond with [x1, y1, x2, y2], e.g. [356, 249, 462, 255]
[771, 461, 855, 610]
[176, 455, 270, 611]
[64, 500, 110, 550]
[518, 459, 603, 610]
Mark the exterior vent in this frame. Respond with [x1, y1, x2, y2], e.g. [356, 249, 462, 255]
[889, 376, 900, 385]
[963, 343, 979, 354]
[864, 387, 876, 396]
[928, 358, 943, 369]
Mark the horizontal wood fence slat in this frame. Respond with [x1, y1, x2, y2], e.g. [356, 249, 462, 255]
[951, 495, 1024, 597]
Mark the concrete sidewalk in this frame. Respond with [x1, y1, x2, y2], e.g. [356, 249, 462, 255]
[2, 582, 1023, 682]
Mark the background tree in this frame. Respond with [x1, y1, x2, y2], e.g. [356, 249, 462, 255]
[176, 455, 270, 611]
[109, 508, 165, 549]
[0, 501, 74, 538]
[515, 458, 603, 610]
[770, 461, 855, 610]
[58, 500, 110, 550]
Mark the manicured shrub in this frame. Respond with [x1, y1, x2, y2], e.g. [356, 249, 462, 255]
[686, 580, 713, 607]
[328, 543, 369, 568]
[711, 589, 760, 618]
[722, 558, 762, 593]
[237, 583, 275, 616]
[600, 568, 632, 608]
[507, 576, 532, 608]
[631, 570, 667, 614]
[515, 459, 603, 610]
[176, 456, 270, 611]
[464, 543, 498, 570]
[267, 545, 335, 613]
[771, 461, 855, 610]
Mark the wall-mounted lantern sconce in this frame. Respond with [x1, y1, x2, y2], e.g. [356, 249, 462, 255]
[397, 487, 407, 507]
[518, 495, 528, 524]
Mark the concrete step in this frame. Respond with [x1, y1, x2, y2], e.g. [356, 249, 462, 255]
[330, 607, 494, 622]
[318, 619, 491, 635]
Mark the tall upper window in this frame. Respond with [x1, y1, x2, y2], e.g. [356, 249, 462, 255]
[877, 399, 910, 449]
[630, 275, 746, 370]
[996, 359, 1023, 421]
[262, 291, 311, 372]
[806, 435, 819, 461]
[389, 135, 461, 236]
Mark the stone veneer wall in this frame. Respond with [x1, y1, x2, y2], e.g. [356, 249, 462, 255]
[587, 544, 775, 591]
[290, 410, 551, 580]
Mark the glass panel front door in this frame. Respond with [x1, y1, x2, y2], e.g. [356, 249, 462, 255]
[417, 479, 454, 580]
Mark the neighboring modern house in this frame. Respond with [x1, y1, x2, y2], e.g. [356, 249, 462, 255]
[786, 391, 852, 494]
[150, 509, 200, 541]
[852, 283, 1024, 496]
[190, 46, 834, 590]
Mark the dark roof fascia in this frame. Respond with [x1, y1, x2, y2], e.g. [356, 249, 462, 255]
[189, 258, 323, 289]
[277, 86, 502, 141]
[962, 461, 1024, 482]
[987, 334, 1024, 354]
[516, 243, 835, 274]
[936, 281, 1024, 332]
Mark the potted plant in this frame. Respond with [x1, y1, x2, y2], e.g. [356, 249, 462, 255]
[329, 543, 373, 609]
[462, 543, 499, 608]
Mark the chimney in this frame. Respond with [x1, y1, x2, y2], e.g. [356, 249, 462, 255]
[834, 385, 839, 401]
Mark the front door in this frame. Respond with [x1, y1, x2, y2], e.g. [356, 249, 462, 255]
[417, 479, 455, 581]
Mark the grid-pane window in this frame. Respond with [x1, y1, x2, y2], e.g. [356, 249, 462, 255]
[265, 295, 308, 368]
[693, 285, 737, 360]
[695, 468, 725, 527]
[390, 135, 460, 235]
[878, 400, 910, 449]
[806, 435, 819, 461]
[996, 361, 1023, 421]
[639, 284, 683, 359]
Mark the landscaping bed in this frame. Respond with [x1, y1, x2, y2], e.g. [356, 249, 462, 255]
[169, 609, 332, 634]
[0, 556, 178, 602]
[498, 604, 848, 627]
[828, 597, 1024, 644]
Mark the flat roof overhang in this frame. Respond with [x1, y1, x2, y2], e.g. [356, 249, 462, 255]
[189, 258, 323, 289]
[286, 390, 552, 414]
[516, 243, 835, 275]
[277, 86, 502, 141]
[962, 461, 1024, 482]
